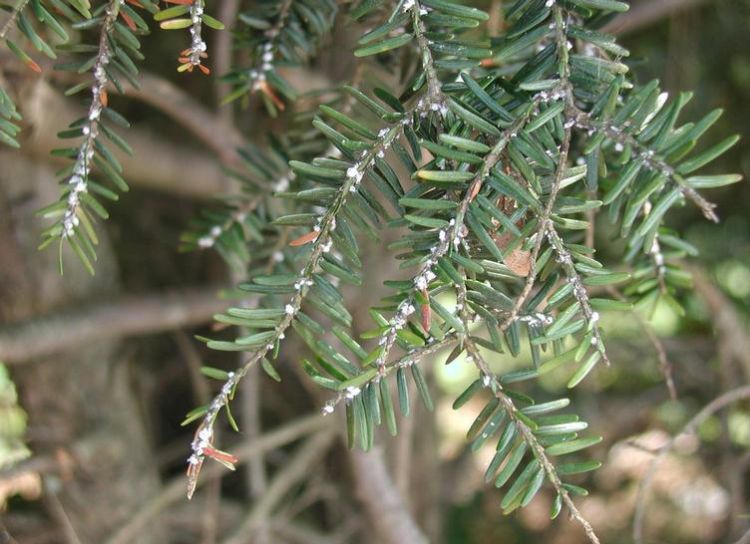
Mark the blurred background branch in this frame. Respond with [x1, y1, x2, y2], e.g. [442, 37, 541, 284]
[0, 287, 230, 363]
[604, 0, 714, 35]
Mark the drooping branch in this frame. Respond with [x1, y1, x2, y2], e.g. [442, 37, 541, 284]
[463, 336, 602, 544]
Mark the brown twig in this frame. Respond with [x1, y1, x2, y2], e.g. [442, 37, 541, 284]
[106, 414, 331, 544]
[121, 73, 244, 165]
[602, 0, 713, 36]
[0, 287, 231, 363]
[221, 429, 337, 544]
[632, 386, 750, 543]
[691, 267, 750, 382]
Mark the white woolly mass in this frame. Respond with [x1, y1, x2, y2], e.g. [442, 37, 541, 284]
[186, 0, 207, 68]
[61, 0, 122, 239]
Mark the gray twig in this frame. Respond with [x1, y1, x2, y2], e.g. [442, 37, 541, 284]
[633, 386, 750, 543]
[0, 287, 231, 363]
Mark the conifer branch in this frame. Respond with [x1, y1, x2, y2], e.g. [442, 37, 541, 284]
[0, 0, 31, 40]
[371, 87, 563, 371]
[243, 0, 292, 98]
[571, 108, 720, 222]
[462, 336, 601, 544]
[173, 0, 741, 529]
[46, 0, 122, 259]
[408, 0, 444, 107]
[186, 101, 433, 495]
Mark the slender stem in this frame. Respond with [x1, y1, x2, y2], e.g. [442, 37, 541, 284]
[409, 0, 444, 105]
[0, 0, 30, 40]
[633, 386, 750, 543]
[108, 414, 330, 544]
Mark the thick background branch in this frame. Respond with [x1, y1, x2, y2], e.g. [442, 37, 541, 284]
[350, 447, 429, 544]
[121, 72, 245, 164]
[0, 287, 230, 363]
[15, 77, 235, 199]
[604, 0, 712, 35]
